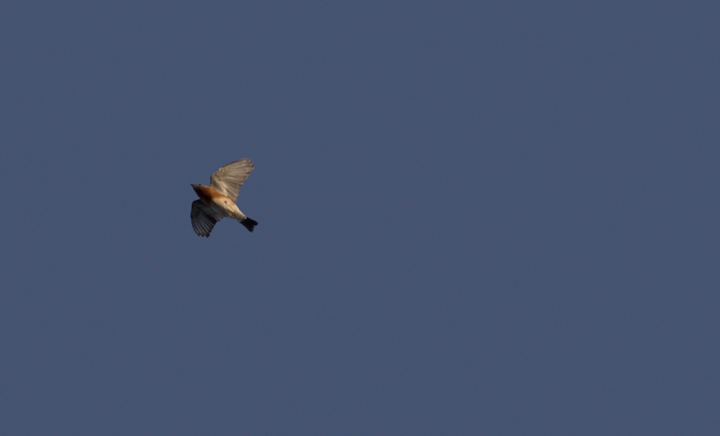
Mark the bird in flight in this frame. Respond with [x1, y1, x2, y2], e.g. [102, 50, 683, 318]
[190, 158, 258, 237]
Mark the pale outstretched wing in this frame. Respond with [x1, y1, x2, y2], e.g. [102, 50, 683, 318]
[191, 200, 222, 237]
[210, 158, 254, 201]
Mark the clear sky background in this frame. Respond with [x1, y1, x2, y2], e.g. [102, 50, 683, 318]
[1, 2, 718, 435]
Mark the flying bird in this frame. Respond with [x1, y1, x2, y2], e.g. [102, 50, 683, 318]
[191, 158, 258, 237]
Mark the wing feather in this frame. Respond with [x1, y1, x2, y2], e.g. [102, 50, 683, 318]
[191, 200, 221, 237]
[210, 158, 254, 200]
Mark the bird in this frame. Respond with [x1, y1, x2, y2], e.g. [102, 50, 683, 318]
[190, 158, 258, 237]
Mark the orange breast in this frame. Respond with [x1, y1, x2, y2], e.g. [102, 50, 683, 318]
[194, 185, 223, 206]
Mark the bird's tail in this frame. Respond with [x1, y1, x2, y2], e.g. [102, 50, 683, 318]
[240, 217, 258, 232]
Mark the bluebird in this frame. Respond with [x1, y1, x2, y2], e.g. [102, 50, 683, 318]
[191, 158, 258, 237]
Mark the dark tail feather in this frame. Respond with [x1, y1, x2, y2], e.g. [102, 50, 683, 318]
[241, 217, 258, 232]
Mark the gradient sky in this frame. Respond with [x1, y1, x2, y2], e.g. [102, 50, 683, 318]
[2, 2, 719, 435]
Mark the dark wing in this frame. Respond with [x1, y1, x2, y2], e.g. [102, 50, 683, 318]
[191, 200, 221, 237]
[210, 158, 254, 201]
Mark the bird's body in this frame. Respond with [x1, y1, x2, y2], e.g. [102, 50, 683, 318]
[191, 158, 257, 237]
[192, 184, 246, 220]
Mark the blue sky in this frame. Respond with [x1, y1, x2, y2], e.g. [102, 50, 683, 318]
[1, 2, 719, 435]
